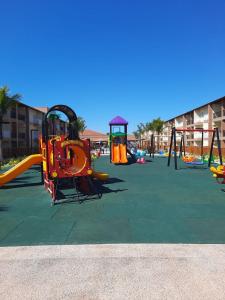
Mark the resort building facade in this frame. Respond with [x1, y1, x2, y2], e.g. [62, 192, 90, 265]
[1, 102, 66, 159]
[162, 95, 225, 154]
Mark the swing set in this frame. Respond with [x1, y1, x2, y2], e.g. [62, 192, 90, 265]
[167, 127, 222, 170]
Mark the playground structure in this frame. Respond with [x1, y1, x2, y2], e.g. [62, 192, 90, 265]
[41, 104, 103, 204]
[167, 127, 222, 170]
[0, 104, 108, 204]
[109, 116, 135, 164]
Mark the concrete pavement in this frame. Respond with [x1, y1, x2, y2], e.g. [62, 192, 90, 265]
[1, 244, 225, 299]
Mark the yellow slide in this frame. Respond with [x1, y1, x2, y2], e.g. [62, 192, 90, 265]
[92, 170, 109, 181]
[0, 154, 42, 187]
[119, 144, 128, 164]
[111, 144, 120, 164]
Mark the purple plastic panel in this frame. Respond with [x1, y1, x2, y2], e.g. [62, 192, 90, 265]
[109, 116, 128, 125]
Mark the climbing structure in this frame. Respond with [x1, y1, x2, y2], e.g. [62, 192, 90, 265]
[41, 104, 101, 204]
[109, 116, 135, 164]
[109, 116, 128, 164]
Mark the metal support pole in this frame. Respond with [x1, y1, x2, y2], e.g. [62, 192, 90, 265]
[208, 129, 215, 167]
[216, 127, 223, 165]
[152, 134, 155, 158]
[40, 163, 44, 184]
[109, 125, 112, 163]
[167, 127, 174, 167]
[174, 128, 178, 170]
[201, 130, 204, 158]
[179, 135, 183, 158]
[150, 134, 153, 157]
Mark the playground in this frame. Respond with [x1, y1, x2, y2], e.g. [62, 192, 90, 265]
[1, 156, 225, 246]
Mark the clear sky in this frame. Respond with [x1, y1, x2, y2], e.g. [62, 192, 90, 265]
[1, 0, 225, 133]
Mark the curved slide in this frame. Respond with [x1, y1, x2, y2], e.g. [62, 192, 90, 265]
[0, 154, 43, 187]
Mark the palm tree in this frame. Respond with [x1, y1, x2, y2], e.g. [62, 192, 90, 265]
[0, 86, 21, 162]
[151, 118, 164, 135]
[133, 130, 140, 140]
[48, 112, 61, 135]
[144, 121, 154, 150]
[133, 123, 146, 146]
[76, 116, 86, 133]
[150, 118, 164, 150]
[144, 122, 154, 138]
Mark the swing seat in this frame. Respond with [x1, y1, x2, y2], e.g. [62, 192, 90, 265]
[182, 155, 194, 163]
[184, 160, 205, 165]
[210, 165, 225, 184]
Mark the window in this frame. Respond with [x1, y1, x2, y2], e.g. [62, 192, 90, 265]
[33, 115, 42, 125]
[31, 130, 39, 147]
[11, 122, 17, 138]
[18, 114, 26, 121]
[2, 124, 11, 138]
[10, 108, 16, 118]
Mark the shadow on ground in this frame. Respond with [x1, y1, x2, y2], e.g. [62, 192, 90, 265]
[54, 177, 127, 204]
[1, 182, 43, 189]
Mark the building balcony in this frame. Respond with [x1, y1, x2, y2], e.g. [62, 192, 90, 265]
[193, 137, 208, 142]
[186, 137, 194, 141]
[194, 120, 204, 126]
[213, 111, 223, 120]
[186, 122, 194, 127]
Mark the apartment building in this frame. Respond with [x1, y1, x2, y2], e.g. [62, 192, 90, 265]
[1, 102, 45, 158]
[162, 95, 225, 154]
[1, 102, 67, 159]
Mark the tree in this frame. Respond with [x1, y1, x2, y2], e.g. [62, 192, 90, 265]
[150, 118, 164, 150]
[133, 118, 164, 150]
[145, 121, 154, 133]
[48, 112, 61, 135]
[0, 86, 21, 162]
[133, 123, 146, 146]
[150, 118, 164, 135]
[76, 116, 86, 133]
[133, 130, 140, 140]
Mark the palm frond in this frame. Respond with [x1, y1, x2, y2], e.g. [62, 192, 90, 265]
[0, 86, 22, 116]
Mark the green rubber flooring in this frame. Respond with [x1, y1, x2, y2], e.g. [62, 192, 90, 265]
[1, 156, 225, 246]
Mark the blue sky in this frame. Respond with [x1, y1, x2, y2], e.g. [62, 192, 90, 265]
[1, 0, 225, 133]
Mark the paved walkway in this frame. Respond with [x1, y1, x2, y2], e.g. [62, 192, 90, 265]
[1, 243, 225, 299]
